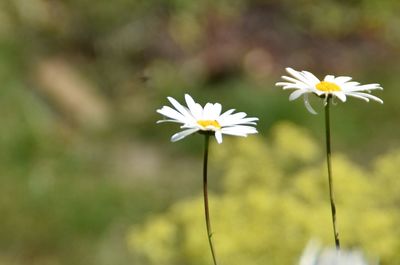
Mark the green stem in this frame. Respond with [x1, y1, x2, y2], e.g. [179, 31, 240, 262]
[203, 134, 218, 265]
[324, 99, 341, 250]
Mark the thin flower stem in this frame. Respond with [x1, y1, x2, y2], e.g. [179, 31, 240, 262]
[203, 134, 218, 265]
[324, 99, 341, 250]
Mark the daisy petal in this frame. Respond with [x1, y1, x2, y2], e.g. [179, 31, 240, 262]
[334, 76, 352, 83]
[168, 97, 195, 121]
[343, 93, 369, 102]
[215, 131, 223, 144]
[282, 84, 309, 90]
[281, 76, 309, 87]
[220, 130, 248, 137]
[219, 117, 258, 126]
[222, 125, 258, 134]
[275, 82, 294, 86]
[213, 103, 222, 117]
[304, 94, 318, 115]
[286, 68, 312, 84]
[203, 103, 214, 119]
[289, 89, 306, 101]
[324, 75, 335, 82]
[185, 94, 203, 119]
[157, 106, 187, 123]
[218, 112, 248, 126]
[334, 92, 347, 102]
[219, 108, 236, 119]
[157, 119, 186, 124]
[171, 128, 199, 142]
[346, 83, 382, 92]
[350, 92, 383, 104]
[302, 70, 321, 84]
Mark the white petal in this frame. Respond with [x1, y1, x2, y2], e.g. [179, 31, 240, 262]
[213, 103, 222, 117]
[286, 68, 312, 84]
[224, 112, 247, 120]
[215, 131, 223, 144]
[348, 92, 383, 103]
[244, 117, 258, 122]
[170, 128, 199, 142]
[220, 130, 248, 137]
[156, 119, 186, 124]
[334, 92, 347, 102]
[167, 96, 195, 121]
[221, 127, 251, 136]
[303, 94, 318, 115]
[222, 125, 258, 135]
[344, 83, 382, 92]
[180, 123, 200, 129]
[282, 84, 309, 90]
[219, 108, 236, 119]
[324, 75, 335, 82]
[312, 88, 325, 97]
[281, 76, 310, 87]
[202, 103, 214, 119]
[232, 117, 259, 125]
[343, 93, 369, 102]
[185, 94, 203, 119]
[334, 76, 352, 83]
[205, 102, 222, 120]
[302, 70, 321, 84]
[289, 89, 306, 101]
[219, 116, 258, 127]
[342, 81, 360, 88]
[157, 106, 188, 123]
[218, 112, 247, 126]
[275, 82, 294, 86]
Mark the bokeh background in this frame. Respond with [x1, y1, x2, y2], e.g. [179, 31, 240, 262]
[1, 0, 400, 264]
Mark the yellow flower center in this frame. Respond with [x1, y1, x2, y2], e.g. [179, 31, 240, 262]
[316, 81, 341, 92]
[197, 120, 221, 129]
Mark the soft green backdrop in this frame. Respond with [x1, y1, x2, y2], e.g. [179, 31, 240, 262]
[0, 0, 399, 264]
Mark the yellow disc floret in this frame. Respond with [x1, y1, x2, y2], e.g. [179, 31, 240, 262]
[197, 120, 221, 129]
[316, 81, 341, 92]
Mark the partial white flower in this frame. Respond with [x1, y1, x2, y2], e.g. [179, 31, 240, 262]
[157, 94, 258, 144]
[299, 240, 377, 265]
[276, 67, 383, 114]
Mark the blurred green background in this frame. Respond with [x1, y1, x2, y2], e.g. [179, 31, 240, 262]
[1, 0, 399, 264]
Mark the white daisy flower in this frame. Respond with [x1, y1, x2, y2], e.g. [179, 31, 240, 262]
[157, 94, 258, 144]
[299, 240, 373, 265]
[276, 67, 383, 114]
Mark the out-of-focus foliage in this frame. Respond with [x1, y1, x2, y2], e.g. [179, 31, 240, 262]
[0, 0, 398, 150]
[129, 122, 400, 265]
